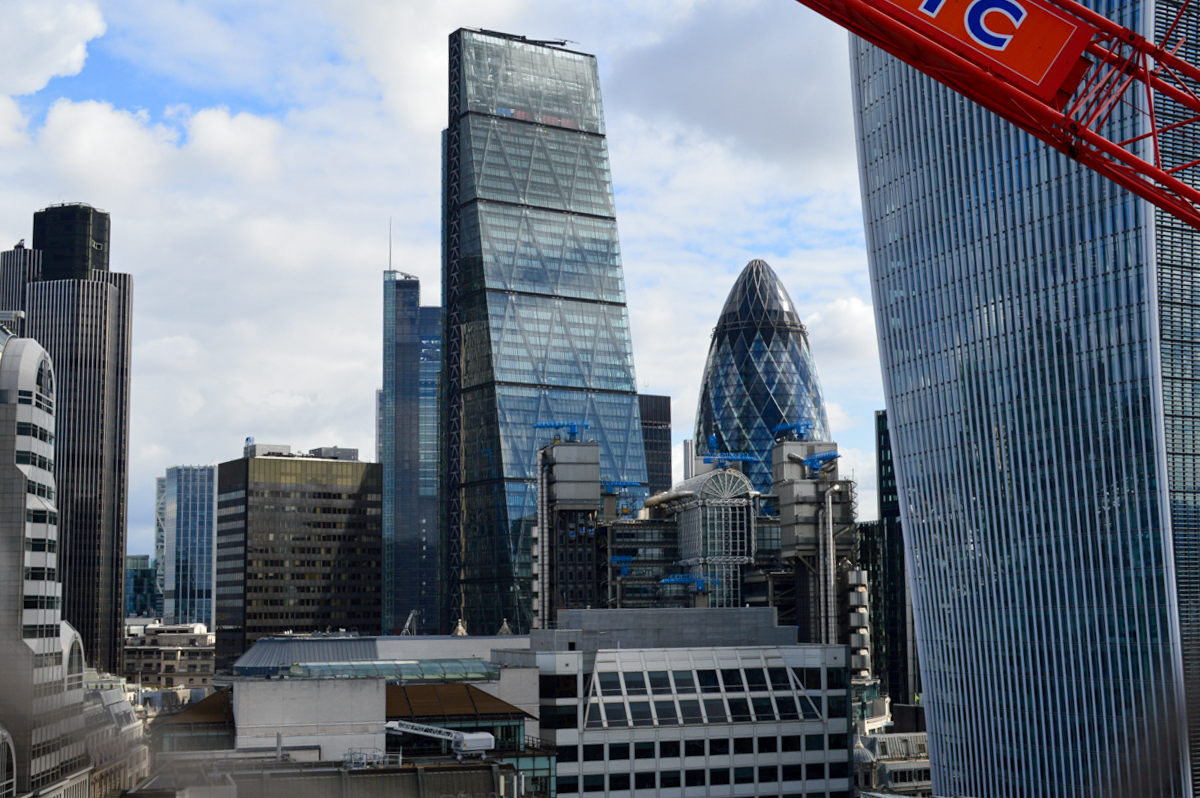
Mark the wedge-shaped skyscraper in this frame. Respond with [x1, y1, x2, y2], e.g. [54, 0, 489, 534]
[853, 2, 1200, 793]
[441, 29, 647, 635]
[695, 259, 830, 494]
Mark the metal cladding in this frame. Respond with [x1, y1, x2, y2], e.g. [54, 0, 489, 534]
[852, 1, 1200, 794]
[694, 259, 830, 494]
[441, 29, 647, 636]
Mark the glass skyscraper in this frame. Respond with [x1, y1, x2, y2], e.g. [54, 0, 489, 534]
[162, 465, 216, 627]
[441, 29, 647, 635]
[695, 259, 830, 494]
[381, 270, 440, 633]
[852, 3, 1200, 793]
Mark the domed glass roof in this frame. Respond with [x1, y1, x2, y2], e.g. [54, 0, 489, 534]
[694, 259, 830, 493]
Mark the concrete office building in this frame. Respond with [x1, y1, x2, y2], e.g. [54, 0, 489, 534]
[495, 608, 854, 798]
[162, 465, 217, 627]
[123, 621, 214, 689]
[214, 445, 383, 667]
[441, 29, 649, 636]
[380, 271, 441, 634]
[0, 203, 133, 674]
[0, 329, 91, 798]
[852, 2, 1200, 792]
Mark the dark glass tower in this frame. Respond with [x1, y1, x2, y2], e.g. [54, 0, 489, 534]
[638, 394, 672, 495]
[441, 29, 648, 635]
[0, 204, 132, 674]
[381, 271, 441, 633]
[695, 259, 830, 494]
[162, 465, 216, 627]
[853, 3, 1200, 793]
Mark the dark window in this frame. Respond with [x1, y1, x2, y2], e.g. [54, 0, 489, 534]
[709, 739, 729, 756]
[703, 698, 727, 723]
[634, 772, 656, 790]
[605, 702, 628, 727]
[720, 669, 744, 692]
[557, 746, 578, 763]
[671, 670, 696, 693]
[542, 704, 578, 729]
[744, 668, 768, 692]
[659, 771, 680, 789]
[624, 671, 647, 695]
[828, 668, 847, 689]
[782, 764, 804, 781]
[806, 763, 826, 780]
[697, 669, 721, 693]
[734, 737, 754, 755]
[728, 698, 752, 722]
[829, 733, 849, 749]
[685, 770, 706, 787]
[556, 777, 578, 794]
[660, 740, 680, 758]
[609, 743, 629, 760]
[796, 667, 822, 689]
[608, 773, 630, 791]
[598, 672, 622, 696]
[830, 792, 851, 798]
[830, 761, 849, 778]
[805, 695, 824, 718]
[710, 769, 730, 785]
[734, 767, 754, 784]
[828, 695, 848, 718]
[758, 736, 777, 753]
[585, 703, 602, 728]
[685, 740, 705, 757]
[583, 774, 604, 792]
[583, 744, 604, 762]
[540, 674, 577, 698]
[752, 696, 776, 721]
[654, 700, 678, 724]
[806, 734, 825, 751]
[767, 667, 791, 690]
[781, 735, 803, 752]
[776, 695, 800, 720]
[648, 671, 672, 694]
[634, 742, 655, 759]
[629, 701, 653, 726]
[758, 765, 778, 783]
[679, 700, 703, 724]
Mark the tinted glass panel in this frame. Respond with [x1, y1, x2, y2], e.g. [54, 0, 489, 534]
[744, 668, 768, 692]
[697, 669, 721, 693]
[672, 670, 696, 693]
[679, 700, 704, 724]
[604, 702, 628, 727]
[648, 670, 672, 695]
[654, 700, 678, 725]
[776, 695, 800, 721]
[598, 672, 622, 695]
[704, 698, 728, 723]
[768, 667, 791, 690]
[752, 697, 776, 721]
[728, 698, 751, 722]
[720, 669, 745, 692]
[624, 671, 647, 695]
[629, 701, 653, 726]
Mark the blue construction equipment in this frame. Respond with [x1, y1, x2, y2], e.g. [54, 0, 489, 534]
[610, 555, 633, 576]
[773, 420, 815, 441]
[702, 433, 758, 470]
[602, 480, 642, 492]
[534, 420, 591, 441]
[659, 574, 720, 592]
[801, 450, 840, 478]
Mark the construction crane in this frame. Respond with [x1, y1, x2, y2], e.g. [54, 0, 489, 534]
[773, 420, 815, 442]
[398, 609, 418, 636]
[660, 574, 721, 592]
[384, 720, 495, 758]
[702, 433, 758, 470]
[533, 419, 591, 442]
[791, 0, 1200, 231]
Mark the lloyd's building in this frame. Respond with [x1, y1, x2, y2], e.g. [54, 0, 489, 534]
[440, 30, 648, 636]
[853, 1, 1200, 795]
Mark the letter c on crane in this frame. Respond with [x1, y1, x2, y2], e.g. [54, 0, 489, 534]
[964, 0, 1027, 50]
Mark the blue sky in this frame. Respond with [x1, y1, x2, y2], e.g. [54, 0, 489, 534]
[0, 0, 883, 555]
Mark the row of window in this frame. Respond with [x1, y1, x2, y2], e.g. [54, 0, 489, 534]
[26, 510, 57, 525]
[560, 735, 849, 762]
[24, 567, 56, 581]
[25, 595, 61, 609]
[591, 667, 841, 697]
[17, 421, 53, 443]
[25, 536, 56, 552]
[18, 389, 52, 413]
[578, 693, 841, 729]
[16, 450, 53, 471]
[557, 762, 851, 793]
[27, 480, 54, 500]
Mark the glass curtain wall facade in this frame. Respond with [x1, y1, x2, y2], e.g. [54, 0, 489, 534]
[441, 29, 647, 635]
[638, 394, 672, 496]
[852, 2, 1200, 793]
[695, 259, 830, 494]
[163, 465, 216, 627]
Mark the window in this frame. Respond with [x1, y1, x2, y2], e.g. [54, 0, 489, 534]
[556, 777, 578, 794]
[654, 700, 678, 724]
[659, 771, 681, 789]
[758, 736, 777, 753]
[828, 668, 847, 689]
[752, 697, 776, 721]
[720, 669, 744, 692]
[672, 670, 696, 693]
[635, 742, 655, 759]
[685, 770, 705, 787]
[709, 739, 729, 756]
[609, 743, 629, 760]
[685, 740, 705, 757]
[585, 703, 603, 728]
[583, 744, 604, 762]
[829, 761, 849, 778]
[806, 763, 826, 780]
[624, 671, 647, 695]
[609, 774, 630, 791]
[583, 775, 604, 792]
[829, 733, 848, 749]
[660, 741, 680, 758]
[782, 764, 804, 781]
[697, 669, 721, 693]
[605, 702, 628, 727]
[758, 766, 778, 783]
[728, 698, 751, 722]
[679, 700, 703, 724]
[703, 698, 727, 723]
[744, 668, 768, 692]
[634, 772, 656, 790]
[649, 671, 672, 694]
[806, 734, 825, 751]
[599, 672, 622, 695]
[557, 746, 578, 762]
[767, 667, 791, 690]
[781, 735, 803, 752]
[734, 767, 754, 784]
[542, 705, 578, 729]
[629, 701, 653, 726]
[734, 737, 754, 755]
[776, 695, 800, 720]
[796, 667, 822, 689]
[540, 674, 577, 698]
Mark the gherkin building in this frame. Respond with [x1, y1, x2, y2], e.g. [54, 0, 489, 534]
[695, 259, 829, 494]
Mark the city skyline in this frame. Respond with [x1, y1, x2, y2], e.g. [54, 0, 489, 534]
[0, 2, 884, 560]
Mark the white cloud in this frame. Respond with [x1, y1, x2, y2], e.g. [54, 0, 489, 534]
[0, 0, 105, 96]
[186, 108, 282, 182]
[0, 98, 28, 148]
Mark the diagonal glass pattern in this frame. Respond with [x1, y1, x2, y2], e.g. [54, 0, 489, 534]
[695, 259, 830, 494]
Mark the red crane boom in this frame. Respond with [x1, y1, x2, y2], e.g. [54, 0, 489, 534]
[795, 0, 1200, 231]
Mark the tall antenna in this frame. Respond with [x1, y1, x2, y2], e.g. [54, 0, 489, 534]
[389, 217, 393, 270]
